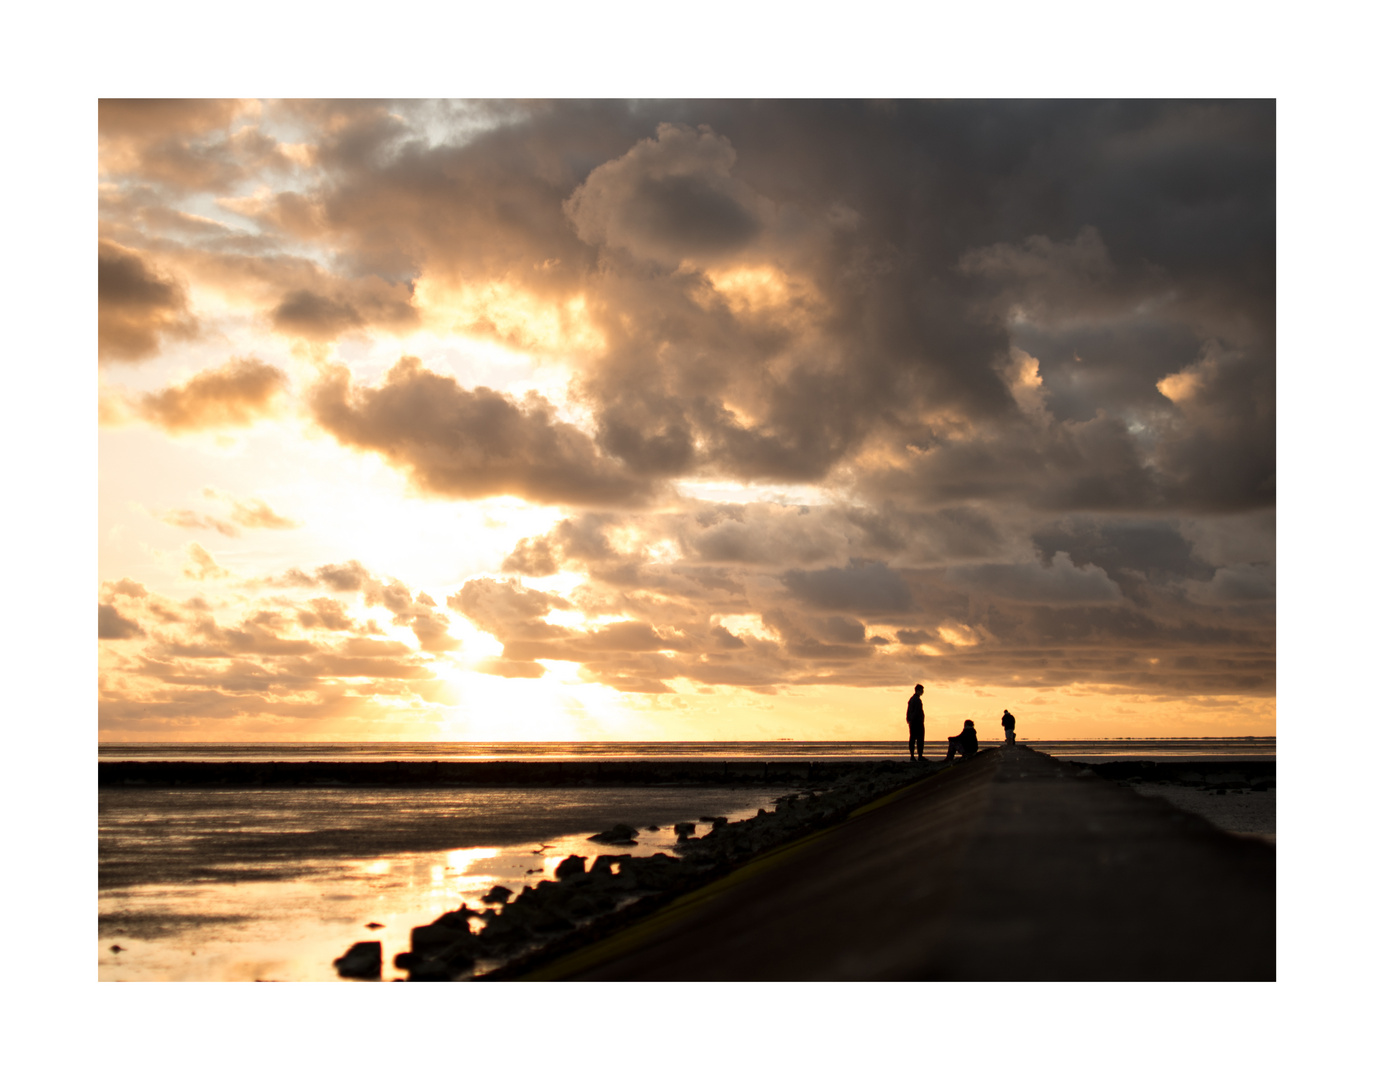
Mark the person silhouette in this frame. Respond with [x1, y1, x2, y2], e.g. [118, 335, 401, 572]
[945, 719, 979, 762]
[1001, 709, 1016, 745]
[905, 684, 925, 761]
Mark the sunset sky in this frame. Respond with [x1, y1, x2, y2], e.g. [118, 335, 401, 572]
[97, 99, 1276, 742]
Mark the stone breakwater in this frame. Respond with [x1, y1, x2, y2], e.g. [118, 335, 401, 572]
[1076, 759, 1275, 791]
[350, 759, 942, 981]
[100, 759, 872, 788]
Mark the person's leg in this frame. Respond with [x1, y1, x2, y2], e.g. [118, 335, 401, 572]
[945, 738, 956, 762]
[917, 726, 924, 760]
[908, 728, 916, 760]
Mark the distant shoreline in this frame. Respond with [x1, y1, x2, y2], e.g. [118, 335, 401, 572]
[97, 737, 1277, 767]
[99, 754, 1276, 789]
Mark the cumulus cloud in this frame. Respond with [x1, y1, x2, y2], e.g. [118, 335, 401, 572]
[184, 543, 229, 580]
[272, 559, 460, 653]
[99, 98, 296, 192]
[134, 358, 288, 432]
[96, 558, 470, 732]
[98, 239, 198, 362]
[309, 356, 655, 506]
[97, 100, 1275, 712]
[160, 492, 299, 538]
[162, 509, 240, 537]
[565, 123, 766, 267]
[99, 603, 144, 639]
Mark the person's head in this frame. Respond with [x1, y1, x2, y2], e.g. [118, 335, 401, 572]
[963, 719, 974, 729]
[915, 684, 924, 695]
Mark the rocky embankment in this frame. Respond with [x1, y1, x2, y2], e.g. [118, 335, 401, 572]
[352, 759, 939, 981]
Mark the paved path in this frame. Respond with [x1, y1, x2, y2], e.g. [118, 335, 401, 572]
[525, 746, 1275, 980]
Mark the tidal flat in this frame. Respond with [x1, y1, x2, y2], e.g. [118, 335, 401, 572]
[99, 785, 805, 981]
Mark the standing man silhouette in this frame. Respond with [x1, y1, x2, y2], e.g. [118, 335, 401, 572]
[906, 684, 925, 761]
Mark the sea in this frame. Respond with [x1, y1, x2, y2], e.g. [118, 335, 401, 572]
[98, 739, 1274, 982]
[98, 736, 1275, 763]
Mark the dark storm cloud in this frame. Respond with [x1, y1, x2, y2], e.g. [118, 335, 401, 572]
[565, 123, 765, 265]
[944, 553, 1122, 605]
[309, 356, 656, 506]
[98, 239, 199, 361]
[781, 560, 913, 613]
[1031, 517, 1212, 591]
[472, 494, 1272, 696]
[98, 100, 1274, 705]
[101, 100, 1274, 512]
[135, 358, 288, 432]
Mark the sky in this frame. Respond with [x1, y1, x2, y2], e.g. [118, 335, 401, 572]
[97, 99, 1276, 742]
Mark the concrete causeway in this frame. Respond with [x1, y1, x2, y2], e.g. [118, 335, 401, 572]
[523, 745, 1275, 980]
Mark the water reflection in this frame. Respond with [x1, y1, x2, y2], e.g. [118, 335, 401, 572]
[99, 787, 794, 981]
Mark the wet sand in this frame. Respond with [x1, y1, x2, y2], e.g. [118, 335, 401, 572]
[99, 785, 803, 981]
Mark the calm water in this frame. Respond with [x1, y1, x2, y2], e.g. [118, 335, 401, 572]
[99, 737, 1276, 763]
[99, 785, 801, 982]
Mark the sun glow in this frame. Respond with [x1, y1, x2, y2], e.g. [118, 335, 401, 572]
[413, 277, 605, 356]
[702, 265, 816, 320]
[433, 666, 639, 740]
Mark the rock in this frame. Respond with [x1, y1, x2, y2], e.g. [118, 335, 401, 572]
[411, 915, 472, 951]
[589, 823, 640, 844]
[555, 855, 587, 879]
[589, 855, 622, 875]
[365, 922, 384, 930]
[333, 940, 382, 979]
[404, 939, 474, 981]
[481, 884, 513, 904]
[674, 821, 696, 838]
[109, 944, 124, 953]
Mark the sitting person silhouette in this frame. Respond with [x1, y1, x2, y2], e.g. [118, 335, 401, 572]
[1001, 709, 1016, 744]
[945, 719, 978, 762]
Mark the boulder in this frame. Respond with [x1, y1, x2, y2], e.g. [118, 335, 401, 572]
[411, 919, 471, 952]
[589, 823, 640, 844]
[481, 884, 513, 904]
[434, 905, 479, 928]
[674, 821, 696, 838]
[555, 855, 586, 879]
[404, 941, 474, 980]
[333, 940, 382, 979]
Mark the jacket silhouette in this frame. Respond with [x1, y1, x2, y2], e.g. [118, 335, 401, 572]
[945, 719, 978, 762]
